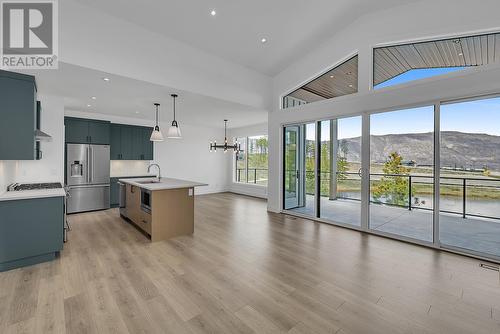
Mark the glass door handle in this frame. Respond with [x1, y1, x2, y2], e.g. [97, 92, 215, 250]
[296, 170, 300, 179]
[358, 168, 363, 177]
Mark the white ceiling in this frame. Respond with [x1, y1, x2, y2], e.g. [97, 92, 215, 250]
[73, 0, 419, 75]
[21, 63, 267, 128]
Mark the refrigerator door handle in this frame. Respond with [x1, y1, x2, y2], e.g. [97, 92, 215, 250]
[86, 145, 90, 183]
[90, 145, 94, 183]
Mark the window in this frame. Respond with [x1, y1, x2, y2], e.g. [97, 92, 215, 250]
[282, 95, 500, 260]
[235, 135, 268, 186]
[374, 31, 500, 89]
[282, 55, 358, 109]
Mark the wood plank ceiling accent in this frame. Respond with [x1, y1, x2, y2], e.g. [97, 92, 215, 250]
[288, 56, 358, 103]
[374, 32, 500, 86]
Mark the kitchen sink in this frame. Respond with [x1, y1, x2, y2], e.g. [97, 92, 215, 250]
[137, 180, 161, 184]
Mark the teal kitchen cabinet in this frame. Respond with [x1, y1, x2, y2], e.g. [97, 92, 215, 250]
[132, 127, 145, 160]
[119, 125, 134, 160]
[0, 196, 64, 272]
[0, 70, 37, 160]
[110, 177, 120, 206]
[135, 126, 154, 160]
[110, 124, 122, 160]
[64, 117, 110, 145]
[64, 117, 89, 143]
[88, 120, 110, 144]
[109, 124, 153, 161]
[142, 127, 154, 160]
[69, 119, 152, 160]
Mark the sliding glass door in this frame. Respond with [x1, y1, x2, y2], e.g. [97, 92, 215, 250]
[439, 97, 500, 258]
[284, 126, 300, 209]
[319, 117, 362, 226]
[282, 95, 500, 261]
[283, 123, 316, 214]
[369, 106, 435, 242]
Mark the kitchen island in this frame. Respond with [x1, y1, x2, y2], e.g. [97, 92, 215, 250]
[118, 177, 206, 241]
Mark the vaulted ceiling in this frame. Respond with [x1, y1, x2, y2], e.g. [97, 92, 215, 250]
[73, 0, 419, 76]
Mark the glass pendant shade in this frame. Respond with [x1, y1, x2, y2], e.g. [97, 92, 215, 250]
[150, 103, 164, 142]
[150, 125, 164, 141]
[167, 121, 182, 138]
[167, 94, 182, 139]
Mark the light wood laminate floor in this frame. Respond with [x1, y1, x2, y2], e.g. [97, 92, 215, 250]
[1, 193, 500, 334]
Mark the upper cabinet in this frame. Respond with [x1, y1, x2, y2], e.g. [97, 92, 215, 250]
[65, 117, 152, 160]
[0, 70, 37, 160]
[109, 123, 153, 161]
[64, 117, 110, 145]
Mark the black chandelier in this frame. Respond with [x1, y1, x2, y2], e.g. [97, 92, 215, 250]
[209, 120, 241, 153]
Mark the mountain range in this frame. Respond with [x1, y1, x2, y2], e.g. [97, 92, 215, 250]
[327, 131, 500, 171]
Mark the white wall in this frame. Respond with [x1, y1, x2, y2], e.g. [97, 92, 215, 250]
[65, 110, 228, 195]
[268, 0, 500, 212]
[226, 123, 268, 199]
[0, 95, 65, 192]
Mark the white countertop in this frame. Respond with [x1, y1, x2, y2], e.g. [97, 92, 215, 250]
[110, 173, 156, 178]
[0, 188, 66, 201]
[118, 177, 207, 191]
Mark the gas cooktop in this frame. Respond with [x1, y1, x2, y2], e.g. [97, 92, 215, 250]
[8, 182, 63, 191]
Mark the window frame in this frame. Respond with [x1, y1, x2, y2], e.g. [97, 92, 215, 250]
[234, 135, 268, 187]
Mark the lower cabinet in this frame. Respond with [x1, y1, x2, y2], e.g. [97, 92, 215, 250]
[121, 185, 195, 242]
[125, 184, 141, 223]
[124, 185, 152, 237]
[111, 176, 151, 207]
[0, 196, 64, 272]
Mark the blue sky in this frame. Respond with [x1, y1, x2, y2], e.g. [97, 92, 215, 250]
[374, 67, 465, 89]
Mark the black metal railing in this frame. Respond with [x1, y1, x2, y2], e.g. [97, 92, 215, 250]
[284, 170, 500, 220]
[236, 168, 268, 184]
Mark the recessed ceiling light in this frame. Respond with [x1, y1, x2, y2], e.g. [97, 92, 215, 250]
[135, 111, 140, 114]
[453, 39, 461, 44]
[346, 71, 352, 76]
[87, 104, 91, 107]
[330, 75, 334, 78]
[102, 77, 110, 82]
[261, 38, 267, 44]
[458, 52, 463, 56]
[91, 96, 96, 100]
[348, 84, 354, 88]
[210, 9, 216, 16]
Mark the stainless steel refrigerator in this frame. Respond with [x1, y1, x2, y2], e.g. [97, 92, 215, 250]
[66, 143, 110, 213]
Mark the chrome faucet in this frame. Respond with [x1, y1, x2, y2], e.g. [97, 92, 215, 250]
[148, 163, 161, 182]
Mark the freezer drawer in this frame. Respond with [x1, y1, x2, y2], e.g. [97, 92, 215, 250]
[67, 185, 110, 213]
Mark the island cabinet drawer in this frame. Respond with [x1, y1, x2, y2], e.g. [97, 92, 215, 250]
[126, 184, 141, 223]
[138, 210, 152, 235]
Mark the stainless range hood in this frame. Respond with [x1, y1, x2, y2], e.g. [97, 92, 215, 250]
[35, 129, 52, 142]
[35, 101, 52, 142]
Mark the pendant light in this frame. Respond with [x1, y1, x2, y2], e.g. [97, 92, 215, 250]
[209, 120, 241, 153]
[150, 103, 164, 142]
[167, 94, 182, 138]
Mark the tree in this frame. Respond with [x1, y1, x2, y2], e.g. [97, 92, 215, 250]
[337, 156, 348, 181]
[372, 152, 413, 207]
[483, 166, 491, 177]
